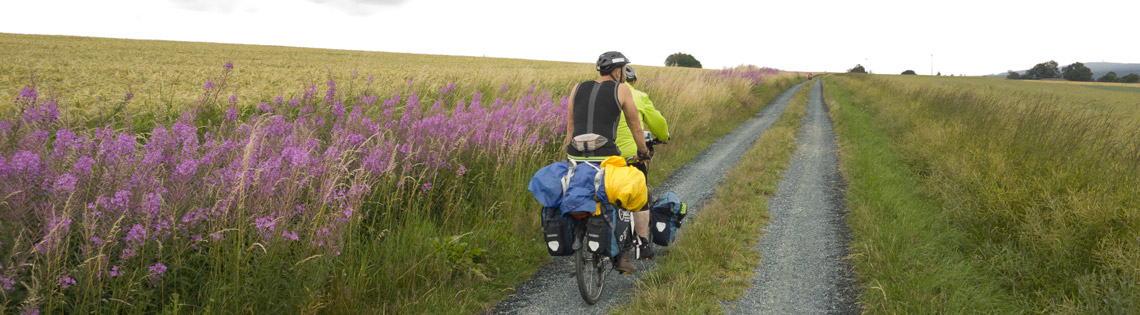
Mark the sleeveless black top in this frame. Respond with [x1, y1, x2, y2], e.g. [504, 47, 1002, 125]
[567, 80, 623, 157]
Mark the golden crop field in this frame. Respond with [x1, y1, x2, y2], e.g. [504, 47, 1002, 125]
[1, 32, 613, 115]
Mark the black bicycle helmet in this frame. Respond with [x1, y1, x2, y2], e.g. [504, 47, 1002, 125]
[624, 65, 638, 82]
[596, 51, 630, 73]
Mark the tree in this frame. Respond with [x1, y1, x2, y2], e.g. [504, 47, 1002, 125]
[901, 70, 917, 75]
[1061, 62, 1094, 81]
[1024, 60, 1060, 80]
[665, 53, 702, 68]
[937, 72, 942, 76]
[1006, 70, 1022, 79]
[1097, 71, 1118, 82]
[848, 64, 867, 73]
[1121, 73, 1140, 83]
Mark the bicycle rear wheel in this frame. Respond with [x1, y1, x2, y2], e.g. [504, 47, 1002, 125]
[575, 234, 610, 304]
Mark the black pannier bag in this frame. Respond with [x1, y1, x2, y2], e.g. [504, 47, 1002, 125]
[585, 203, 632, 257]
[541, 206, 575, 256]
[649, 192, 687, 246]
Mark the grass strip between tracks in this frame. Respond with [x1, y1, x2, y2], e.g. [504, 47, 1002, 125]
[612, 79, 810, 314]
[821, 77, 1017, 313]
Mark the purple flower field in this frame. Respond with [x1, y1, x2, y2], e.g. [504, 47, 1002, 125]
[0, 63, 568, 313]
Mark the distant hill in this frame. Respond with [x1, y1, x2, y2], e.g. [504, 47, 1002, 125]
[986, 62, 1140, 79]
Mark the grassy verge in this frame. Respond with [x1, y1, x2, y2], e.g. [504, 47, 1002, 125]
[825, 74, 1140, 312]
[612, 79, 810, 314]
[822, 78, 1016, 313]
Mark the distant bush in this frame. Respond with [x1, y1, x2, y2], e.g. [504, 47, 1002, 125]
[1121, 73, 1140, 83]
[665, 53, 702, 68]
[1006, 71, 1022, 79]
[848, 64, 867, 73]
[1097, 71, 1117, 82]
[1062, 62, 1094, 82]
[902, 70, 917, 75]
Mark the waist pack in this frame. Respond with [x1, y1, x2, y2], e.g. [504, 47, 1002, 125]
[586, 202, 633, 258]
[649, 192, 687, 246]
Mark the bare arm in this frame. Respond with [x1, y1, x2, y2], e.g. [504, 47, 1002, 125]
[617, 83, 648, 154]
[566, 83, 578, 146]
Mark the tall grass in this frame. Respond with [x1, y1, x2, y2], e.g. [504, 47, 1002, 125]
[827, 74, 1140, 313]
[0, 34, 797, 313]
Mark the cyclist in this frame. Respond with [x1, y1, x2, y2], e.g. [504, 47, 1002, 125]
[565, 51, 650, 274]
[616, 65, 669, 260]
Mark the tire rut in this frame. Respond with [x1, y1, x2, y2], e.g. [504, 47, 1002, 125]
[489, 81, 809, 315]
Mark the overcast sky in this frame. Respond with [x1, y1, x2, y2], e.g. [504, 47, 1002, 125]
[2, 0, 1137, 75]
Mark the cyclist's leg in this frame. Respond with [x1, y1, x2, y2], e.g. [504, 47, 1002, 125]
[632, 161, 650, 239]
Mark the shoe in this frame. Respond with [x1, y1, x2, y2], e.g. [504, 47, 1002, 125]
[635, 237, 655, 260]
[613, 252, 637, 274]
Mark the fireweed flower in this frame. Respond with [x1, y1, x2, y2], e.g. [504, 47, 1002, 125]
[58, 275, 76, 289]
[225, 108, 238, 122]
[74, 155, 95, 176]
[149, 263, 167, 278]
[108, 265, 121, 277]
[204, 81, 215, 91]
[0, 276, 14, 291]
[53, 173, 78, 193]
[282, 230, 299, 241]
[124, 92, 134, 101]
[223, 61, 234, 70]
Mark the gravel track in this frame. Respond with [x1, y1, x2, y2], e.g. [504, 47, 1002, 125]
[725, 80, 859, 314]
[488, 81, 808, 315]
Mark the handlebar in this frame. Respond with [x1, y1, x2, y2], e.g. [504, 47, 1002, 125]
[629, 131, 667, 164]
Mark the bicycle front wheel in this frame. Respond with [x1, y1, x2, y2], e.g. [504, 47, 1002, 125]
[575, 234, 608, 304]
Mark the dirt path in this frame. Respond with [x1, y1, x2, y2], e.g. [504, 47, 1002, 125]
[489, 81, 809, 314]
[725, 80, 858, 314]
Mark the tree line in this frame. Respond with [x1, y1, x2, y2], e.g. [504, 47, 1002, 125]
[1006, 61, 1139, 83]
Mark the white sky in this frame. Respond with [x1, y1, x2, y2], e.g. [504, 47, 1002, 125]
[2, 0, 1137, 75]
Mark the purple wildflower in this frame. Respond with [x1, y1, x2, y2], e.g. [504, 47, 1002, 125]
[225, 108, 238, 122]
[205, 81, 215, 91]
[456, 165, 467, 176]
[228, 94, 238, 105]
[149, 262, 167, 278]
[11, 150, 41, 173]
[124, 224, 147, 246]
[282, 230, 299, 241]
[58, 275, 76, 289]
[109, 265, 121, 277]
[422, 182, 432, 192]
[273, 96, 284, 104]
[258, 101, 273, 112]
[124, 92, 134, 101]
[223, 61, 234, 70]
[501, 83, 509, 93]
[0, 276, 14, 291]
[53, 173, 78, 193]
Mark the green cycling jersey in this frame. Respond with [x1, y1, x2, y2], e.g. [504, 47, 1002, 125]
[616, 84, 669, 158]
